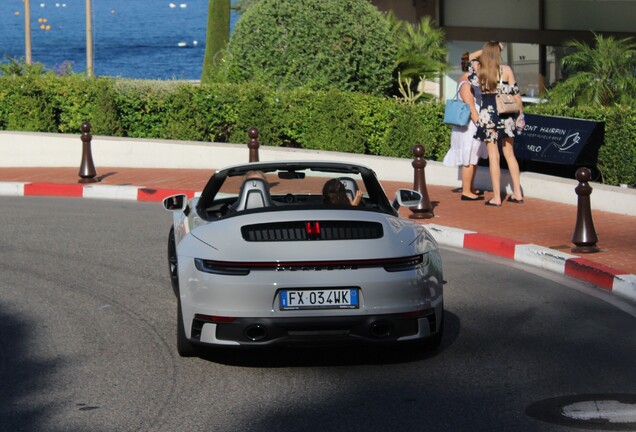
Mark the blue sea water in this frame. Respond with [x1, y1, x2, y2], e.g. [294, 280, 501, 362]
[0, 0, 239, 80]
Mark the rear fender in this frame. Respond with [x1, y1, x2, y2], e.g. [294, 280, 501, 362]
[168, 197, 201, 247]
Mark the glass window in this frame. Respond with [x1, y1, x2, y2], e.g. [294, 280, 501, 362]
[545, 0, 636, 32]
[443, 0, 540, 29]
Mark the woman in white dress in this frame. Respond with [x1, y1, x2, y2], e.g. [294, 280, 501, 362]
[443, 53, 488, 200]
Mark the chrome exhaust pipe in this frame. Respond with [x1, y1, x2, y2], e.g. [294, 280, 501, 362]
[370, 321, 393, 338]
[244, 324, 267, 341]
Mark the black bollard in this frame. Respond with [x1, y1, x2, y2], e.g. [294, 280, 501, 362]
[409, 144, 434, 219]
[571, 167, 599, 253]
[78, 121, 98, 184]
[248, 127, 260, 163]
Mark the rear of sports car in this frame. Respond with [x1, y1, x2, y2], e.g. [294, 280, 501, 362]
[176, 209, 444, 350]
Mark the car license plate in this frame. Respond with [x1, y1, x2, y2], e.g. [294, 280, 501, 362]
[279, 289, 359, 310]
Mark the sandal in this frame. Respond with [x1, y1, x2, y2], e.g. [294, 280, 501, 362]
[461, 194, 484, 201]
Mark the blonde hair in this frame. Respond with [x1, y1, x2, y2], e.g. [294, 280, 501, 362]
[244, 170, 267, 182]
[478, 41, 502, 93]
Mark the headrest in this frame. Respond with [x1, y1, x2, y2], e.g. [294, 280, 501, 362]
[338, 177, 359, 201]
[233, 178, 272, 211]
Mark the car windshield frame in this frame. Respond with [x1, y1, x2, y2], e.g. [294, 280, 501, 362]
[195, 161, 397, 219]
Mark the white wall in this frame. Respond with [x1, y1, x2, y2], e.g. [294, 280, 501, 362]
[1, 130, 635, 216]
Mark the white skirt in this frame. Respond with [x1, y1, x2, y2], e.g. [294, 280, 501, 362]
[443, 121, 488, 167]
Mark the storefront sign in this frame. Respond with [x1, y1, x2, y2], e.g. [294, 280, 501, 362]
[516, 114, 604, 165]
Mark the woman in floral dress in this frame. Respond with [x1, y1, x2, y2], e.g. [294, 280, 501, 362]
[469, 41, 525, 206]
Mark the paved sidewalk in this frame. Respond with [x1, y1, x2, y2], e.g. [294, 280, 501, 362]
[1, 166, 635, 303]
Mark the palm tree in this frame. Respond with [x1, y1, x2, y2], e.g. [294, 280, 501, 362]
[201, 0, 231, 84]
[386, 12, 449, 99]
[547, 33, 636, 107]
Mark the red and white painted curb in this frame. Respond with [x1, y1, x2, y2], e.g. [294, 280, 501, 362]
[425, 223, 636, 305]
[2, 181, 635, 304]
[0, 181, 200, 202]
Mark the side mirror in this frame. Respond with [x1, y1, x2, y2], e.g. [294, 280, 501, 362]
[392, 189, 422, 210]
[163, 194, 187, 212]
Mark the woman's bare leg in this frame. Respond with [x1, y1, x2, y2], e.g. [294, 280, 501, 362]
[461, 164, 479, 198]
[502, 137, 523, 200]
[486, 140, 501, 204]
[470, 163, 479, 194]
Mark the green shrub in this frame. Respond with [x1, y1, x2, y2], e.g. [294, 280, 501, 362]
[0, 83, 8, 130]
[195, 82, 241, 142]
[226, 0, 396, 96]
[112, 80, 180, 138]
[351, 93, 395, 156]
[1, 73, 632, 187]
[162, 84, 211, 141]
[3, 74, 59, 132]
[55, 75, 95, 134]
[90, 78, 124, 136]
[299, 89, 366, 154]
[379, 102, 449, 160]
[599, 107, 636, 186]
[264, 87, 316, 148]
[225, 83, 277, 145]
[0, 56, 46, 77]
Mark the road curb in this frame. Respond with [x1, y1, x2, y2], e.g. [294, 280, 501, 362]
[1, 181, 195, 202]
[3, 180, 636, 305]
[423, 223, 636, 304]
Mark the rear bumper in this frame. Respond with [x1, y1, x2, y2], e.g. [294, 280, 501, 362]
[189, 308, 442, 347]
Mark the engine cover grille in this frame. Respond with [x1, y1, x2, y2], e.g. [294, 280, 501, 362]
[241, 221, 383, 242]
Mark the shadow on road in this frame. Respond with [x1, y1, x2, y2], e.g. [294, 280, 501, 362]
[0, 305, 61, 432]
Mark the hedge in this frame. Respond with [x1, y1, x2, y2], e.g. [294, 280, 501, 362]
[0, 74, 634, 186]
[0, 74, 449, 159]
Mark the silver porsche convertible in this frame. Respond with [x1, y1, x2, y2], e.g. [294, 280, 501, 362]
[163, 161, 444, 357]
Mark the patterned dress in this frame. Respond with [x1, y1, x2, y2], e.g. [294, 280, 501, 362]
[468, 67, 520, 142]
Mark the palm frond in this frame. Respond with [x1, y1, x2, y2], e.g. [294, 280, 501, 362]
[390, 15, 448, 84]
[553, 32, 636, 107]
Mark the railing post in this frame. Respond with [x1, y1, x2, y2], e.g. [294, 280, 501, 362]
[571, 167, 599, 253]
[409, 144, 434, 219]
[78, 121, 97, 184]
[248, 127, 260, 163]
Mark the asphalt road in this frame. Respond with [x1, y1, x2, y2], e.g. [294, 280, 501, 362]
[1, 197, 635, 432]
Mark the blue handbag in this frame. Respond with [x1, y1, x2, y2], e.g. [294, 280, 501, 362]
[443, 83, 471, 127]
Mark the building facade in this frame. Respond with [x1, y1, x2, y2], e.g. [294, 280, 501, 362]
[371, 0, 636, 97]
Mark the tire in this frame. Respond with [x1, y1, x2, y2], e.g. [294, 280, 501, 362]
[167, 227, 179, 297]
[177, 299, 197, 357]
